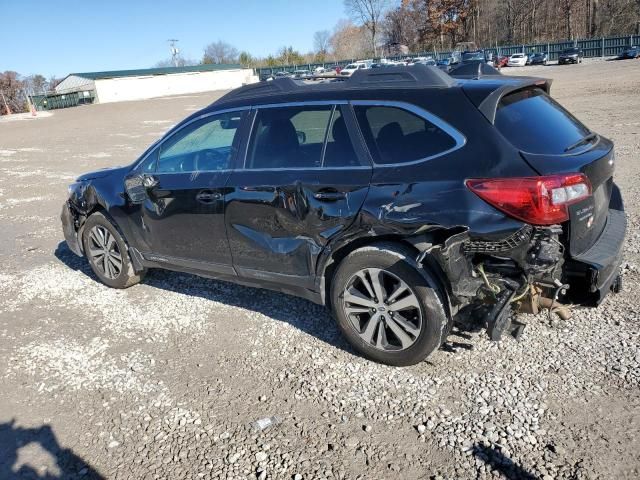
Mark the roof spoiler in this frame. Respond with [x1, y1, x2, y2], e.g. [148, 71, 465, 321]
[477, 78, 553, 124]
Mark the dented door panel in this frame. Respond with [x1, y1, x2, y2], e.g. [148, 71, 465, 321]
[225, 169, 371, 285]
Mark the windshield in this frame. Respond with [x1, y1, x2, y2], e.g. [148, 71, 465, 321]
[495, 88, 591, 155]
[562, 48, 579, 54]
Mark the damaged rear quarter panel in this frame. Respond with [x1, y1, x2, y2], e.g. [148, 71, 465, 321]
[316, 95, 541, 301]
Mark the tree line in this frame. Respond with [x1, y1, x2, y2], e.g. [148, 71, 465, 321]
[163, 0, 640, 69]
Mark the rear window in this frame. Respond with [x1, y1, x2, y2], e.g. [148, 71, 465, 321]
[494, 88, 591, 155]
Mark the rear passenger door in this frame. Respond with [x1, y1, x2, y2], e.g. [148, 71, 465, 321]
[225, 103, 372, 288]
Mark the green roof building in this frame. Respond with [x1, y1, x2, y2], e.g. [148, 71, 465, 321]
[53, 64, 256, 106]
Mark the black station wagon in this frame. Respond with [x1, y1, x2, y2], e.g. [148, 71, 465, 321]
[62, 65, 625, 366]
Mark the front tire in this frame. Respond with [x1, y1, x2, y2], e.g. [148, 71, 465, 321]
[82, 211, 145, 289]
[330, 243, 449, 366]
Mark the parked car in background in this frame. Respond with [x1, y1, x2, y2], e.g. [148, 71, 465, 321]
[462, 51, 486, 63]
[494, 55, 509, 68]
[558, 47, 582, 64]
[314, 66, 327, 74]
[436, 58, 453, 72]
[617, 46, 640, 59]
[292, 70, 312, 79]
[274, 71, 292, 78]
[414, 59, 437, 66]
[507, 53, 527, 67]
[407, 56, 434, 65]
[340, 62, 368, 76]
[61, 64, 625, 366]
[529, 52, 548, 65]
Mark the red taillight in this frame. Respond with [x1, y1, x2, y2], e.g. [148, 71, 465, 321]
[466, 174, 591, 225]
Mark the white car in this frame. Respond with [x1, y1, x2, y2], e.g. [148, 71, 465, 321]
[507, 53, 527, 67]
[340, 62, 368, 76]
[314, 66, 327, 74]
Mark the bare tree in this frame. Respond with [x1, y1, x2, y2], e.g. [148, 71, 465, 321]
[23, 74, 47, 95]
[330, 19, 370, 59]
[344, 0, 391, 55]
[154, 56, 197, 68]
[0, 71, 26, 114]
[203, 41, 239, 64]
[314, 30, 331, 55]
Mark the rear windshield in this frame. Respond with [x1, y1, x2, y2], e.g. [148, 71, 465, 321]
[495, 88, 591, 154]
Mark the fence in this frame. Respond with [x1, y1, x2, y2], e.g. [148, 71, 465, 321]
[255, 34, 638, 78]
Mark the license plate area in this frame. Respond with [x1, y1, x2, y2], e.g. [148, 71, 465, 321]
[568, 178, 611, 256]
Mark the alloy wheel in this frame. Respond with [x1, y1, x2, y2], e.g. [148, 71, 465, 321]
[342, 268, 423, 351]
[87, 225, 123, 280]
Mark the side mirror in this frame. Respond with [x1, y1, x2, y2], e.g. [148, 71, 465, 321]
[125, 174, 156, 204]
[296, 130, 306, 144]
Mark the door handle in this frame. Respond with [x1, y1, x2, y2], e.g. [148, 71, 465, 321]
[314, 190, 346, 201]
[196, 190, 222, 203]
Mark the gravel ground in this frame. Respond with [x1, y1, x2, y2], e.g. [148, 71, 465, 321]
[0, 59, 639, 479]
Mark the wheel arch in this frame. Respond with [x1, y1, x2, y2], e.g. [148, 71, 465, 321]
[80, 207, 146, 274]
[319, 234, 455, 318]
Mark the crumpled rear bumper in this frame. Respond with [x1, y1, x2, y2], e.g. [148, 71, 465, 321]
[61, 201, 83, 257]
[564, 208, 626, 306]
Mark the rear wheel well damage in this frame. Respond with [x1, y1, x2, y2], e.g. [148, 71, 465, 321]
[320, 232, 460, 319]
[321, 222, 587, 344]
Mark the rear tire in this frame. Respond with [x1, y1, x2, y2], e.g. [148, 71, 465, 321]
[330, 243, 449, 366]
[82, 211, 145, 289]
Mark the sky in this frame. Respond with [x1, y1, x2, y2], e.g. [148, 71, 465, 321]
[1, 0, 348, 78]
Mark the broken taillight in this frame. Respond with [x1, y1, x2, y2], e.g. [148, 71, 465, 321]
[465, 173, 591, 225]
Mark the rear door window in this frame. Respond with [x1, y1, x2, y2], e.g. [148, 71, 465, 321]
[353, 104, 458, 165]
[246, 105, 332, 169]
[495, 88, 591, 155]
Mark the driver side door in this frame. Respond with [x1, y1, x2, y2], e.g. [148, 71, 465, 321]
[138, 110, 247, 273]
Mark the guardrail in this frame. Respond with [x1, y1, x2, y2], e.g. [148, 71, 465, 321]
[255, 34, 638, 78]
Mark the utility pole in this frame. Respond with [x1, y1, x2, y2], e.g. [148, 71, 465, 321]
[168, 39, 180, 67]
[0, 89, 11, 115]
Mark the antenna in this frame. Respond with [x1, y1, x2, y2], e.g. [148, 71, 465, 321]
[168, 39, 180, 67]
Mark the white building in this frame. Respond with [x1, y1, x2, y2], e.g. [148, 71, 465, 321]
[55, 64, 257, 104]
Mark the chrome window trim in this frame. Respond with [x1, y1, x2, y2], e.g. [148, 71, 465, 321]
[153, 107, 249, 175]
[251, 100, 348, 109]
[235, 166, 371, 172]
[350, 100, 467, 167]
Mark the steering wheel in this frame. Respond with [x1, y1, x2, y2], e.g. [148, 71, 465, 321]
[194, 149, 227, 171]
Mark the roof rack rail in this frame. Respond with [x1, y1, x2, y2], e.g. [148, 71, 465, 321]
[215, 64, 457, 105]
[216, 77, 300, 102]
[348, 63, 456, 88]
